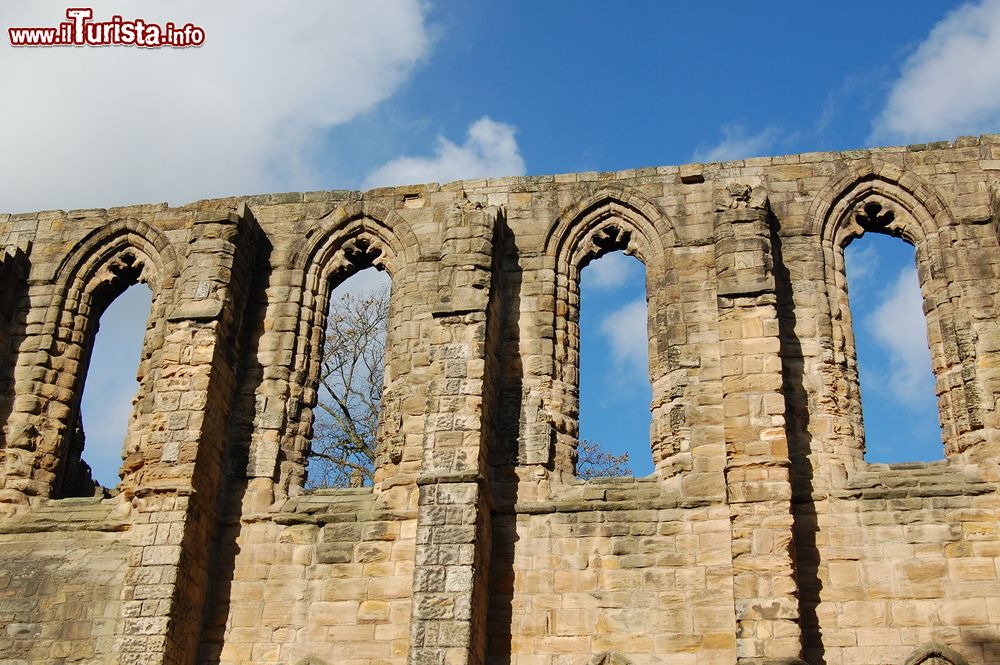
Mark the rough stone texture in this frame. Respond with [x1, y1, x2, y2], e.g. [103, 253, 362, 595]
[0, 498, 128, 664]
[1, 136, 1000, 665]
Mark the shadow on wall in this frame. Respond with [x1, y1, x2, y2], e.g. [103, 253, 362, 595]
[196, 234, 272, 664]
[485, 212, 523, 665]
[770, 218, 825, 665]
[0, 246, 31, 457]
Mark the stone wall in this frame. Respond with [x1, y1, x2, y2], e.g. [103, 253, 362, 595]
[0, 499, 129, 664]
[0, 136, 999, 665]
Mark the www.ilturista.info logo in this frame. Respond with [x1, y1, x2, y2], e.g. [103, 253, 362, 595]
[8, 8, 205, 48]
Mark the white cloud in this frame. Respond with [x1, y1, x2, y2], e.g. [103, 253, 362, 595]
[872, 0, 1000, 142]
[600, 298, 649, 377]
[363, 116, 525, 188]
[845, 242, 879, 283]
[4, 3, 431, 485]
[581, 252, 635, 291]
[0, 1, 431, 213]
[692, 124, 779, 163]
[866, 267, 936, 404]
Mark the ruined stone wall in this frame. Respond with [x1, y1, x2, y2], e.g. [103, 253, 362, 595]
[0, 136, 999, 665]
[198, 490, 417, 665]
[0, 499, 128, 664]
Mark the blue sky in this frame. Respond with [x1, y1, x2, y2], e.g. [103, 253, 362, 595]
[4, 1, 1000, 484]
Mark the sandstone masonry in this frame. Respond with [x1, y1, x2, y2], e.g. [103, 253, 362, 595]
[1, 136, 1000, 665]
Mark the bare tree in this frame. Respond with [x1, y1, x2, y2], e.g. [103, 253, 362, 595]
[577, 439, 631, 479]
[307, 285, 633, 487]
[308, 286, 389, 488]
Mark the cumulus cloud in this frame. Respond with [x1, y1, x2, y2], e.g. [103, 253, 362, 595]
[363, 116, 526, 188]
[865, 267, 936, 405]
[872, 0, 1000, 142]
[692, 124, 779, 163]
[600, 298, 649, 377]
[0, 1, 431, 213]
[3, 2, 431, 483]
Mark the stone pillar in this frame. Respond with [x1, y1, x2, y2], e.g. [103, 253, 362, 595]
[408, 202, 500, 665]
[713, 184, 803, 664]
[115, 207, 259, 665]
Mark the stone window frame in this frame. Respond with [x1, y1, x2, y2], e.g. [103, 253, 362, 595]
[2, 219, 176, 500]
[539, 186, 687, 479]
[263, 202, 421, 496]
[809, 163, 982, 472]
[903, 642, 971, 665]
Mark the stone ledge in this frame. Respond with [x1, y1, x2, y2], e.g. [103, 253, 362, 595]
[818, 463, 995, 501]
[0, 497, 128, 534]
[251, 488, 418, 526]
[503, 494, 716, 516]
[269, 508, 417, 526]
[824, 483, 995, 501]
[842, 461, 984, 492]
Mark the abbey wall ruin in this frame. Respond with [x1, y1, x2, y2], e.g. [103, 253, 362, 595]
[1, 137, 1000, 665]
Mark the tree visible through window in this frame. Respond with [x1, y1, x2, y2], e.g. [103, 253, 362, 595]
[843, 232, 942, 463]
[307, 267, 392, 488]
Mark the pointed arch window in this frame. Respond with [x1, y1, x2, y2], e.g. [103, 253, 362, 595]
[266, 203, 421, 497]
[36, 226, 175, 500]
[577, 249, 653, 477]
[306, 266, 392, 488]
[71, 283, 154, 495]
[541, 191, 684, 480]
[841, 224, 942, 463]
[815, 171, 979, 466]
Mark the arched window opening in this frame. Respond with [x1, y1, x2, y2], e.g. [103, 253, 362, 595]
[903, 642, 971, 665]
[71, 282, 153, 495]
[843, 232, 942, 463]
[577, 250, 653, 478]
[307, 267, 392, 489]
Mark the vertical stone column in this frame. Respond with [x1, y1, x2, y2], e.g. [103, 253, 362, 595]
[408, 202, 500, 665]
[116, 208, 258, 665]
[713, 185, 803, 664]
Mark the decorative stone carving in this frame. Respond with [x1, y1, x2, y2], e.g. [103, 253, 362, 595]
[714, 182, 768, 211]
[854, 200, 895, 232]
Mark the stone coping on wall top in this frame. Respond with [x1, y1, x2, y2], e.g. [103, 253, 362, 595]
[822, 482, 995, 503]
[268, 507, 418, 527]
[561, 474, 664, 499]
[3, 134, 999, 219]
[0, 495, 129, 534]
[504, 496, 719, 516]
[255, 487, 417, 527]
[820, 462, 995, 502]
[503, 476, 716, 516]
[845, 461, 984, 489]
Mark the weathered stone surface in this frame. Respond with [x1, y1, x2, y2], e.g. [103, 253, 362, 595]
[0, 137, 999, 665]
